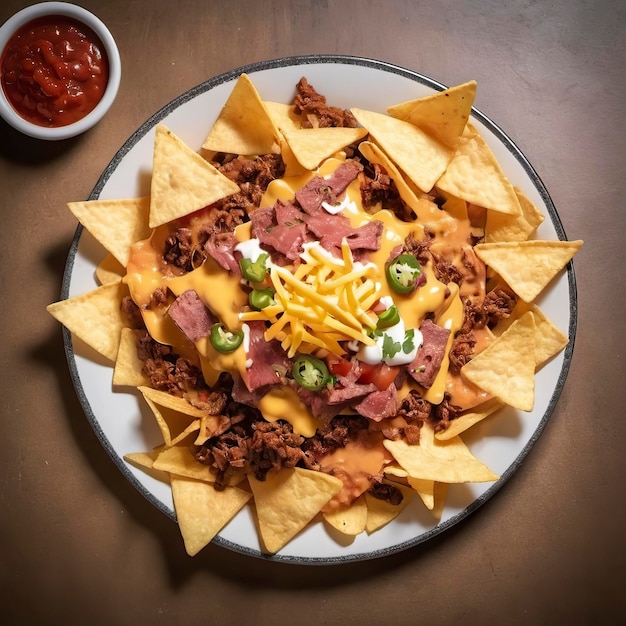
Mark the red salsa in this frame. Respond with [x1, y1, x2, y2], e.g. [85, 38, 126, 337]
[0, 16, 109, 127]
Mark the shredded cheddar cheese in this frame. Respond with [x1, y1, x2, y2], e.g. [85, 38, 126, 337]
[240, 240, 381, 357]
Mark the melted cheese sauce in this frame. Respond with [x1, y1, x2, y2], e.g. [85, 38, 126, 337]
[124, 156, 487, 438]
[319, 431, 393, 511]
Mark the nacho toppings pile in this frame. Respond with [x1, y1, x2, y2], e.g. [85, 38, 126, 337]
[48, 74, 582, 556]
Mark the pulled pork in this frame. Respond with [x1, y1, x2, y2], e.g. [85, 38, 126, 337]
[293, 77, 358, 128]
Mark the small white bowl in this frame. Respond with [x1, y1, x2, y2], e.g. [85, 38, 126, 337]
[0, 2, 121, 140]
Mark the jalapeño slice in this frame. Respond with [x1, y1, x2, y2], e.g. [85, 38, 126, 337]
[292, 354, 332, 391]
[210, 323, 244, 353]
[239, 253, 269, 283]
[386, 254, 422, 294]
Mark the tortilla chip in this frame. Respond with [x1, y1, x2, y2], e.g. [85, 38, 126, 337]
[384, 423, 499, 483]
[139, 386, 203, 446]
[365, 482, 415, 533]
[436, 124, 521, 216]
[264, 101, 302, 132]
[171, 475, 251, 556]
[387, 80, 476, 150]
[149, 124, 240, 228]
[358, 140, 445, 220]
[113, 328, 149, 387]
[138, 386, 207, 417]
[485, 187, 545, 243]
[351, 107, 454, 193]
[152, 444, 244, 486]
[323, 495, 367, 536]
[123, 447, 163, 470]
[193, 413, 231, 445]
[123, 446, 170, 483]
[96, 254, 125, 285]
[281, 126, 368, 171]
[249, 467, 343, 553]
[202, 73, 280, 155]
[46, 281, 128, 362]
[407, 477, 436, 510]
[435, 397, 505, 440]
[461, 311, 537, 411]
[493, 300, 569, 368]
[68, 197, 151, 267]
[474, 239, 583, 302]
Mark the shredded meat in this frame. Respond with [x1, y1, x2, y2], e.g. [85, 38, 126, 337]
[247, 420, 311, 481]
[303, 415, 370, 461]
[368, 481, 404, 505]
[482, 286, 518, 327]
[163, 228, 196, 272]
[432, 393, 464, 433]
[403, 230, 434, 266]
[195, 409, 316, 485]
[449, 329, 477, 374]
[360, 162, 412, 220]
[383, 391, 432, 445]
[449, 286, 518, 373]
[120, 296, 144, 329]
[293, 77, 358, 128]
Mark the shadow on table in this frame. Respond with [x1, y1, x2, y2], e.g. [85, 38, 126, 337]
[0, 117, 85, 163]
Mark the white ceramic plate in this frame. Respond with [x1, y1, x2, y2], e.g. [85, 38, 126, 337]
[61, 55, 578, 564]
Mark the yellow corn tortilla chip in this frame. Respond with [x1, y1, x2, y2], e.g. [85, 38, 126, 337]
[407, 477, 436, 510]
[281, 126, 368, 171]
[485, 187, 545, 243]
[193, 413, 231, 445]
[461, 311, 537, 411]
[149, 124, 240, 228]
[138, 386, 208, 418]
[264, 101, 302, 132]
[263, 101, 309, 176]
[351, 107, 454, 193]
[139, 386, 203, 446]
[46, 281, 128, 362]
[323, 495, 367, 536]
[436, 124, 521, 215]
[365, 482, 415, 533]
[68, 197, 151, 267]
[435, 397, 505, 441]
[202, 73, 280, 156]
[123, 446, 170, 483]
[387, 80, 476, 150]
[152, 444, 244, 486]
[249, 467, 343, 553]
[123, 446, 163, 470]
[96, 254, 125, 285]
[474, 239, 583, 302]
[113, 328, 149, 387]
[384, 423, 499, 483]
[358, 140, 445, 221]
[171, 475, 251, 556]
[493, 300, 569, 368]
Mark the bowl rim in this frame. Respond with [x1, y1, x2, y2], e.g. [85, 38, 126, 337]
[0, 1, 121, 140]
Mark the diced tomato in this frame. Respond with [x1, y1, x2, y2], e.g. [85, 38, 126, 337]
[327, 356, 353, 378]
[357, 362, 399, 391]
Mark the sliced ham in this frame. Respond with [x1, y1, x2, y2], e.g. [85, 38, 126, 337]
[295, 161, 363, 215]
[305, 213, 383, 257]
[250, 204, 307, 262]
[408, 319, 451, 388]
[241, 321, 291, 392]
[167, 289, 216, 342]
[204, 231, 240, 274]
[355, 383, 398, 421]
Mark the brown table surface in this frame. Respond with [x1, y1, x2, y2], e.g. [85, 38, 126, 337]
[1, 1, 624, 623]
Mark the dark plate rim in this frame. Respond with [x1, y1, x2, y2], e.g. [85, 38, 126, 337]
[59, 54, 578, 565]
